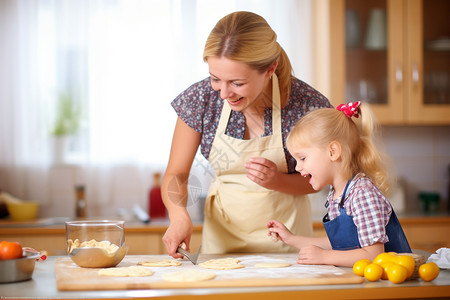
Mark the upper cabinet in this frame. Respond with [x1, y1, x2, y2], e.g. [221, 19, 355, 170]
[329, 0, 450, 125]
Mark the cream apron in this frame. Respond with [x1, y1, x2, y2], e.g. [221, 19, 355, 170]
[203, 74, 313, 254]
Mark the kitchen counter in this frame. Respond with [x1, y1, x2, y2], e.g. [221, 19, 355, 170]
[1, 253, 449, 300]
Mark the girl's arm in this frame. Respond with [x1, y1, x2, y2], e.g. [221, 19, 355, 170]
[245, 157, 316, 195]
[162, 117, 202, 258]
[297, 243, 384, 267]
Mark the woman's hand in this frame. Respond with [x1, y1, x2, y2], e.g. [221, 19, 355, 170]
[244, 157, 280, 189]
[245, 157, 316, 195]
[162, 215, 193, 259]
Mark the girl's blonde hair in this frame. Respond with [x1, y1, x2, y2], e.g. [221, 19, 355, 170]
[203, 11, 292, 106]
[286, 104, 391, 196]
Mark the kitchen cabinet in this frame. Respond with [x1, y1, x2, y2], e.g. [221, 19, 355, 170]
[329, 0, 450, 124]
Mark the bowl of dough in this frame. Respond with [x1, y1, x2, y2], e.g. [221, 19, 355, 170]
[65, 220, 128, 268]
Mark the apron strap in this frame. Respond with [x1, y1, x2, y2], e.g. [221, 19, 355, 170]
[339, 176, 354, 208]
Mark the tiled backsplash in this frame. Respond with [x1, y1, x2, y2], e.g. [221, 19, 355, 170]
[381, 126, 450, 212]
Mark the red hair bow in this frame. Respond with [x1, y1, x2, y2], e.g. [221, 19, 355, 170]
[336, 101, 361, 118]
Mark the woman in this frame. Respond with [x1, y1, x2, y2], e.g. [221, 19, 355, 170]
[162, 11, 331, 257]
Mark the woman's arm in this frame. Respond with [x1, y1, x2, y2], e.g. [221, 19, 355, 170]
[245, 157, 316, 195]
[161, 117, 202, 258]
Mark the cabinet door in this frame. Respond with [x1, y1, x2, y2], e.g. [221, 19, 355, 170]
[330, 0, 450, 124]
[330, 0, 404, 124]
[406, 0, 450, 123]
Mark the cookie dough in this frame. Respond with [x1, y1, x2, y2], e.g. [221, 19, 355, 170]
[270, 232, 279, 242]
[162, 270, 216, 282]
[138, 259, 182, 267]
[67, 238, 119, 254]
[199, 258, 244, 270]
[98, 266, 153, 277]
[254, 262, 291, 268]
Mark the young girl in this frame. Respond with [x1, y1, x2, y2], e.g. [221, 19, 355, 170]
[267, 102, 411, 267]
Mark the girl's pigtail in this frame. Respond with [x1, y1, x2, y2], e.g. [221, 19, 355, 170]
[355, 103, 391, 196]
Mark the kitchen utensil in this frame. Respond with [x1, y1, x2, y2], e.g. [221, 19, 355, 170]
[69, 246, 128, 268]
[365, 9, 387, 50]
[0, 250, 40, 283]
[65, 220, 127, 268]
[5, 201, 39, 221]
[176, 245, 201, 265]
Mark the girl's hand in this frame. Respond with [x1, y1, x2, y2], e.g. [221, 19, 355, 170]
[244, 157, 280, 189]
[266, 220, 293, 245]
[297, 245, 327, 265]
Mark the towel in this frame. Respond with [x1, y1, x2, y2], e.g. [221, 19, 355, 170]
[427, 248, 450, 269]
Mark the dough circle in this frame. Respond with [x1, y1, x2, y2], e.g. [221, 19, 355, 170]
[98, 266, 153, 277]
[254, 262, 291, 268]
[199, 258, 244, 270]
[162, 270, 216, 282]
[138, 259, 182, 267]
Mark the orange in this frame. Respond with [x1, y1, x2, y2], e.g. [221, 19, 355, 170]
[419, 262, 440, 282]
[373, 252, 396, 266]
[0, 241, 23, 260]
[353, 259, 371, 277]
[364, 263, 383, 282]
[387, 264, 408, 284]
[395, 255, 415, 278]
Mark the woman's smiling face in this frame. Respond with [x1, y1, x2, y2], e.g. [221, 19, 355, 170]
[207, 56, 271, 112]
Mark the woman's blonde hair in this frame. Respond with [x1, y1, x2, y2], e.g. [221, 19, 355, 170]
[203, 11, 292, 106]
[286, 104, 391, 196]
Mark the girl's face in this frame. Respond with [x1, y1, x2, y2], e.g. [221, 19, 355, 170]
[291, 144, 333, 191]
[207, 56, 271, 112]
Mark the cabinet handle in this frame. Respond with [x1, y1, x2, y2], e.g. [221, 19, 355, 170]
[395, 65, 403, 83]
[412, 64, 419, 83]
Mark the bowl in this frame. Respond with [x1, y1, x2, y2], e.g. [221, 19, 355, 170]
[0, 250, 40, 283]
[65, 220, 127, 268]
[6, 202, 39, 221]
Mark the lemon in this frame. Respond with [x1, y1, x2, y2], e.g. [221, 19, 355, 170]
[353, 259, 371, 277]
[419, 262, 440, 282]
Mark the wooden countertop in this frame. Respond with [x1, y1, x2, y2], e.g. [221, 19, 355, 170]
[1, 254, 449, 300]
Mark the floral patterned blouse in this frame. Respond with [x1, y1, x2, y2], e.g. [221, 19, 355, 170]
[171, 76, 332, 173]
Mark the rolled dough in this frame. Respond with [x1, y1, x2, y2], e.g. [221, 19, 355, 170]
[138, 259, 182, 267]
[254, 262, 291, 268]
[199, 258, 244, 270]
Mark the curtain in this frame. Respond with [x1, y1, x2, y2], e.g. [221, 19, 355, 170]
[0, 0, 313, 218]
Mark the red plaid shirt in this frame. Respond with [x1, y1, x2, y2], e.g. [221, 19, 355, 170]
[326, 174, 392, 247]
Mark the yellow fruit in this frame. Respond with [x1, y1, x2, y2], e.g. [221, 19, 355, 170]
[364, 263, 383, 282]
[387, 264, 408, 284]
[353, 259, 371, 277]
[419, 262, 440, 282]
[381, 262, 395, 280]
[395, 255, 415, 278]
[373, 252, 396, 266]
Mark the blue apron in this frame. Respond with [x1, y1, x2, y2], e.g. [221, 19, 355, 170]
[323, 179, 411, 253]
